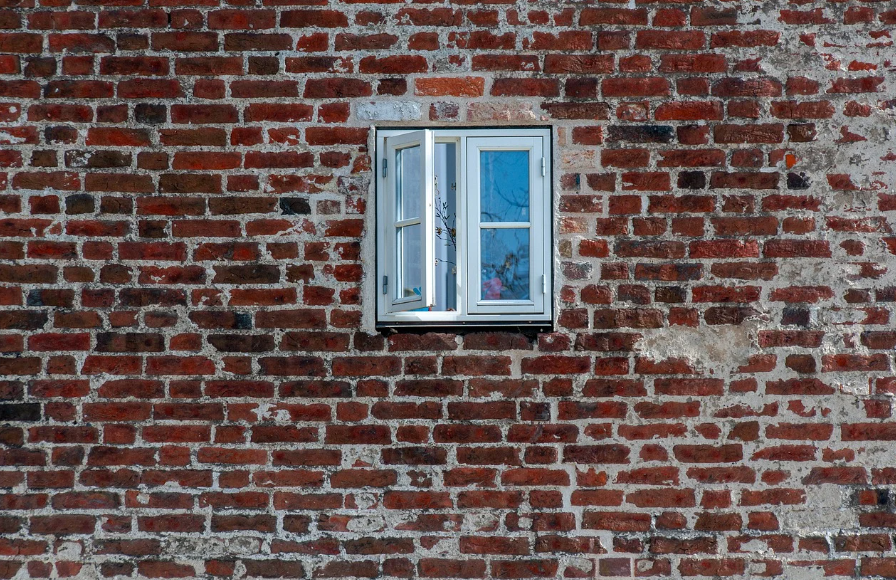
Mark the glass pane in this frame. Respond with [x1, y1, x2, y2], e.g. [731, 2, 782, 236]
[433, 142, 457, 312]
[480, 150, 529, 223]
[480, 228, 530, 301]
[397, 224, 422, 300]
[397, 145, 422, 220]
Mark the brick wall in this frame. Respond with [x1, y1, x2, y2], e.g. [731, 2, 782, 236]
[2, 0, 896, 578]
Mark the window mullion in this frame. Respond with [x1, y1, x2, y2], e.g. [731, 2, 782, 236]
[457, 135, 468, 318]
[464, 135, 479, 316]
[421, 130, 435, 310]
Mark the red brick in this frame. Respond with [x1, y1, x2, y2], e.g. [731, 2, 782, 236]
[416, 77, 484, 97]
[603, 77, 670, 97]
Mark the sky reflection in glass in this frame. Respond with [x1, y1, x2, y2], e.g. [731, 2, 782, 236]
[480, 150, 529, 223]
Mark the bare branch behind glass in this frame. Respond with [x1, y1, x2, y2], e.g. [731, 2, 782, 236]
[434, 176, 457, 266]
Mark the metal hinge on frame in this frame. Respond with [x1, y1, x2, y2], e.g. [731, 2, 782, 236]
[541, 274, 547, 294]
[382, 275, 388, 295]
[541, 157, 546, 177]
[382, 158, 387, 177]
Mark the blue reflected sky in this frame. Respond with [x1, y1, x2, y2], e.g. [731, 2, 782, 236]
[480, 151, 529, 223]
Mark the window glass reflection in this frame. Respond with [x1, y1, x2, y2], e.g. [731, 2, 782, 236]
[481, 228, 530, 301]
[480, 150, 529, 223]
[397, 224, 422, 300]
[397, 145, 421, 220]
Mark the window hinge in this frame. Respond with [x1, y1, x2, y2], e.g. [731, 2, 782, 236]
[541, 157, 546, 177]
[541, 274, 546, 294]
[382, 275, 388, 295]
[382, 158, 387, 177]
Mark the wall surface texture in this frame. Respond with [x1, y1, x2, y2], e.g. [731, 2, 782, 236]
[1, 0, 896, 578]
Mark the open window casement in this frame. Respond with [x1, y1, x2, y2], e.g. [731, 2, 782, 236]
[376, 127, 552, 327]
[383, 130, 435, 313]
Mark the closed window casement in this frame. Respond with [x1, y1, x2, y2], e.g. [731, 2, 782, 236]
[375, 128, 552, 326]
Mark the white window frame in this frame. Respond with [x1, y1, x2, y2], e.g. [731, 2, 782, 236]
[383, 130, 434, 314]
[375, 127, 552, 326]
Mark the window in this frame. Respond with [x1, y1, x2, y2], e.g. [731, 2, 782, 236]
[375, 128, 552, 326]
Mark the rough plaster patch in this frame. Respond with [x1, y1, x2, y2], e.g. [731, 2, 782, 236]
[463, 512, 500, 532]
[356, 101, 422, 122]
[784, 487, 854, 532]
[776, 260, 878, 288]
[736, 539, 774, 555]
[233, 561, 246, 579]
[347, 515, 386, 533]
[338, 175, 369, 196]
[165, 537, 261, 556]
[342, 445, 380, 467]
[55, 542, 82, 560]
[65, 151, 92, 168]
[636, 320, 761, 376]
[635, 560, 653, 573]
[467, 102, 542, 123]
[785, 507, 854, 533]
[828, 375, 874, 396]
[353, 493, 378, 510]
[50, 565, 99, 580]
[768, 565, 825, 580]
[253, 402, 291, 422]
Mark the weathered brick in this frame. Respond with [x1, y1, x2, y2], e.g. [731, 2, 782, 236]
[0, 4, 889, 576]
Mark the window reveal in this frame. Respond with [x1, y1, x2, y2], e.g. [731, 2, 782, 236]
[376, 128, 552, 326]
